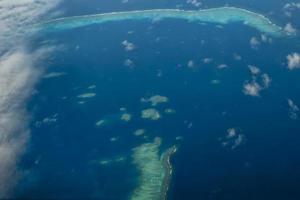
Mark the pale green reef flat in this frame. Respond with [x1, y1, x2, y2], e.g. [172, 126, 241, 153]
[39, 7, 286, 37]
[131, 137, 177, 200]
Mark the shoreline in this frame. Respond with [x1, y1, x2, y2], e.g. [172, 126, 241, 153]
[160, 146, 178, 200]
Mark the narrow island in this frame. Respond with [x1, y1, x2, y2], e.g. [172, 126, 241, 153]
[131, 137, 177, 200]
[38, 7, 287, 37]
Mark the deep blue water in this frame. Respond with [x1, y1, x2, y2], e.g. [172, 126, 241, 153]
[17, 0, 300, 199]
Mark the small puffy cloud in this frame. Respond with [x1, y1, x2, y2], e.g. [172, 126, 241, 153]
[187, 60, 195, 68]
[243, 66, 271, 97]
[283, 3, 300, 17]
[287, 99, 299, 120]
[220, 128, 245, 149]
[124, 58, 134, 67]
[250, 37, 260, 49]
[284, 23, 297, 35]
[243, 81, 262, 97]
[260, 34, 272, 43]
[233, 53, 242, 61]
[227, 128, 237, 138]
[287, 52, 300, 70]
[187, 0, 202, 7]
[261, 34, 268, 42]
[284, 2, 300, 9]
[121, 40, 136, 51]
[261, 73, 272, 88]
[249, 35, 272, 49]
[248, 65, 261, 75]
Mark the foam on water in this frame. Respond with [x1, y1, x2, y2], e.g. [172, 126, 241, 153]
[38, 7, 285, 37]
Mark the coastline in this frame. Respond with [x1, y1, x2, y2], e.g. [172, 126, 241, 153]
[160, 146, 178, 200]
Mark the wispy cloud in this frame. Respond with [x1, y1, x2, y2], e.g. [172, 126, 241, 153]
[0, 0, 61, 53]
[0, 0, 61, 197]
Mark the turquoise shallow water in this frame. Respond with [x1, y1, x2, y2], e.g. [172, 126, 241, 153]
[40, 7, 285, 37]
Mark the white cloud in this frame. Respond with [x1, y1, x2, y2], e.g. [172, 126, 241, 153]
[261, 34, 268, 42]
[284, 23, 297, 35]
[187, 0, 202, 7]
[287, 99, 299, 120]
[248, 65, 261, 75]
[0, 0, 61, 197]
[287, 52, 300, 70]
[187, 60, 195, 68]
[233, 53, 242, 61]
[243, 66, 272, 97]
[260, 34, 272, 43]
[0, 49, 45, 197]
[121, 40, 136, 51]
[124, 58, 134, 67]
[283, 2, 300, 17]
[250, 37, 260, 49]
[261, 73, 272, 88]
[220, 128, 245, 149]
[243, 81, 262, 97]
[227, 128, 237, 138]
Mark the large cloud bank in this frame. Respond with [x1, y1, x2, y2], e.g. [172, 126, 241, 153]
[0, 0, 61, 197]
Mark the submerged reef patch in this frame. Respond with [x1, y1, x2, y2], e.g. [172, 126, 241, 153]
[141, 108, 161, 120]
[77, 93, 96, 98]
[131, 137, 177, 200]
[39, 7, 286, 37]
[141, 95, 169, 106]
[95, 110, 132, 127]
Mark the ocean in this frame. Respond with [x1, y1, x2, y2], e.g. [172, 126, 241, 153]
[16, 0, 300, 199]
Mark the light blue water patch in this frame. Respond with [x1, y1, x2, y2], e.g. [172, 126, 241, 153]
[38, 7, 285, 37]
